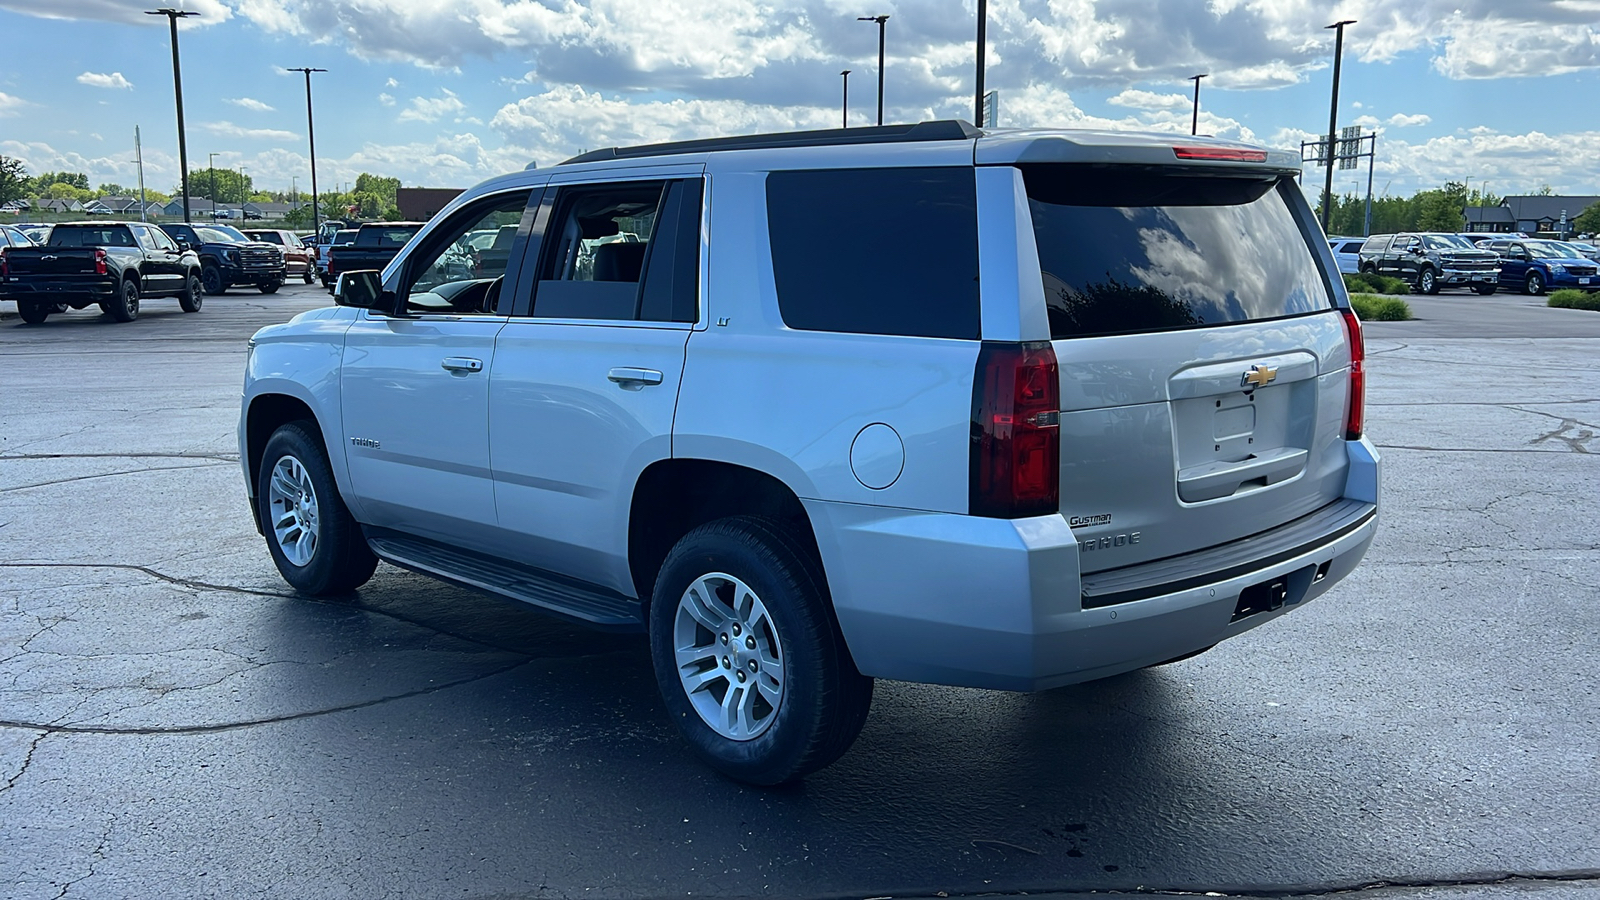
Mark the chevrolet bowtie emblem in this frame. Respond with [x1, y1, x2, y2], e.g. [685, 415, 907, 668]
[1242, 364, 1278, 388]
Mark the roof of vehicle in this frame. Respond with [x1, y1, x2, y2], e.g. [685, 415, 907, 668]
[356, 221, 426, 228]
[558, 119, 1300, 174]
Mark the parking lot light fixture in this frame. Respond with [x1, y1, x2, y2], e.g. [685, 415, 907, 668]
[146, 8, 200, 223]
[857, 15, 889, 126]
[840, 70, 851, 128]
[1321, 19, 1356, 234]
[1188, 74, 1208, 136]
[207, 152, 218, 215]
[286, 67, 327, 233]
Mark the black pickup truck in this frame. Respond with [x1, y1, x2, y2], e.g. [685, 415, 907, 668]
[160, 223, 288, 295]
[0, 221, 203, 324]
[326, 222, 424, 292]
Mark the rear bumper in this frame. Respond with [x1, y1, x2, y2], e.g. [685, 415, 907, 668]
[0, 277, 116, 300]
[810, 437, 1381, 691]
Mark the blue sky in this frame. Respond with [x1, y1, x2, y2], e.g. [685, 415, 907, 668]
[2, 0, 1598, 201]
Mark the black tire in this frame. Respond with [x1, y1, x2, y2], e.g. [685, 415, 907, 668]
[50, 303, 69, 313]
[106, 278, 140, 322]
[1525, 271, 1546, 296]
[17, 300, 49, 325]
[303, 269, 315, 285]
[649, 516, 873, 786]
[201, 264, 226, 295]
[256, 421, 378, 595]
[319, 274, 332, 289]
[1473, 283, 1497, 296]
[179, 274, 203, 312]
[1359, 264, 1376, 276]
[1418, 267, 1439, 295]
[259, 279, 282, 295]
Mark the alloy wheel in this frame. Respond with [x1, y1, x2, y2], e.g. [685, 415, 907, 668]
[672, 572, 785, 740]
[267, 454, 319, 567]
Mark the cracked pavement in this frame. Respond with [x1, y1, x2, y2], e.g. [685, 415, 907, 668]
[0, 286, 1596, 900]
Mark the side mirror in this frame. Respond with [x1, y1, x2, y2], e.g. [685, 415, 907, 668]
[175, 238, 191, 251]
[334, 270, 396, 312]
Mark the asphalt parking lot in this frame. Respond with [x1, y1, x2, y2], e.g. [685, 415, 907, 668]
[1, 284, 1596, 900]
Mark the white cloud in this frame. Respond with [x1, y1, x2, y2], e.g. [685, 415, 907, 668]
[0, 91, 25, 117]
[77, 71, 133, 90]
[1107, 89, 1192, 112]
[227, 97, 276, 113]
[1388, 112, 1431, 127]
[201, 121, 300, 141]
[1353, 115, 1382, 128]
[378, 93, 396, 106]
[386, 77, 400, 88]
[0, 0, 231, 26]
[398, 89, 468, 123]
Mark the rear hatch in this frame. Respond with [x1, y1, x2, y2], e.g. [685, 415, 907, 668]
[1020, 163, 1352, 574]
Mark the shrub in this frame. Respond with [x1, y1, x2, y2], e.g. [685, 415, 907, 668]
[1349, 293, 1413, 321]
[1547, 289, 1600, 311]
[1343, 272, 1411, 296]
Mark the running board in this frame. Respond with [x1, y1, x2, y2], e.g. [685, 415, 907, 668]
[365, 531, 645, 632]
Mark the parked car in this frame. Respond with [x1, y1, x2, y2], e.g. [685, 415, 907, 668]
[241, 122, 1380, 784]
[17, 224, 52, 244]
[0, 221, 202, 323]
[1561, 241, 1600, 263]
[324, 221, 425, 292]
[1357, 232, 1500, 294]
[159, 223, 287, 295]
[1328, 237, 1365, 275]
[1479, 238, 1599, 295]
[243, 228, 316, 284]
[1, 223, 37, 248]
[315, 229, 358, 287]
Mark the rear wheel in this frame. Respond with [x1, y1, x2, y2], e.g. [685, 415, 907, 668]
[259, 279, 282, 295]
[257, 421, 378, 595]
[201, 264, 226, 295]
[302, 268, 314, 285]
[649, 516, 873, 785]
[179, 274, 204, 312]
[1359, 264, 1376, 276]
[1525, 271, 1546, 295]
[1473, 283, 1497, 296]
[106, 278, 140, 322]
[1418, 267, 1439, 294]
[17, 301, 49, 325]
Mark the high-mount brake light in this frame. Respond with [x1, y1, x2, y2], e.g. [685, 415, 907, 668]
[970, 341, 1061, 518]
[1172, 146, 1269, 163]
[94, 248, 108, 275]
[1339, 307, 1365, 441]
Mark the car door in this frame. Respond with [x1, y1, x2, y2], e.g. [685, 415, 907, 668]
[338, 188, 539, 547]
[1497, 242, 1529, 288]
[134, 224, 181, 293]
[487, 167, 704, 595]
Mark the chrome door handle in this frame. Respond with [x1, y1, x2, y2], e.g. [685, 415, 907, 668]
[441, 357, 483, 373]
[607, 367, 663, 386]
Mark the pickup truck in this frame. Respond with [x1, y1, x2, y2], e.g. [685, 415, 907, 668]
[314, 228, 357, 288]
[1357, 232, 1500, 295]
[0, 221, 202, 324]
[160, 223, 287, 295]
[325, 222, 424, 293]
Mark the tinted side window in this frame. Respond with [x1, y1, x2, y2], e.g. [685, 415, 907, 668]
[1360, 235, 1390, 253]
[766, 167, 980, 340]
[533, 181, 666, 321]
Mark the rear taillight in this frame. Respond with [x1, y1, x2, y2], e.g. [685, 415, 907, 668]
[1339, 307, 1365, 441]
[970, 341, 1061, 518]
[94, 248, 108, 275]
[0, 247, 8, 278]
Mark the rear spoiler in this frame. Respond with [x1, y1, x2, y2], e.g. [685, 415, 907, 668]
[975, 129, 1301, 176]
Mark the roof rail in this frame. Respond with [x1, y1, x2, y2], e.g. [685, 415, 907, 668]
[559, 119, 980, 166]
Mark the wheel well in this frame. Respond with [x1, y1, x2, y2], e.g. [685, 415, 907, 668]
[628, 459, 820, 605]
[245, 394, 320, 497]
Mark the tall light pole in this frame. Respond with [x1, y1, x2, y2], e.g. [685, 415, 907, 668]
[974, 0, 987, 126]
[238, 165, 248, 212]
[146, 8, 199, 223]
[207, 151, 218, 217]
[1188, 74, 1208, 136]
[857, 15, 888, 126]
[286, 67, 326, 233]
[840, 70, 851, 128]
[1321, 19, 1356, 234]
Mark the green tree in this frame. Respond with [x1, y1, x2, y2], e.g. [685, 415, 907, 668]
[182, 168, 252, 202]
[32, 171, 88, 193]
[45, 182, 93, 202]
[0, 155, 28, 205]
[1415, 189, 1463, 232]
[1573, 202, 1600, 236]
[353, 173, 399, 208]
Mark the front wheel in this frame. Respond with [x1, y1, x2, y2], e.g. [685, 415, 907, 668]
[649, 516, 873, 785]
[1473, 283, 1497, 296]
[179, 274, 204, 312]
[201, 265, 226, 295]
[1525, 271, 1546, 295]
[303, 269, 315, 285]
[1418, 268, 1439, 295]
[257, 421, 378, 595]
[106, 278, 140, 322]
[17, 301, 49, 325]
[259, 279, 282, 295]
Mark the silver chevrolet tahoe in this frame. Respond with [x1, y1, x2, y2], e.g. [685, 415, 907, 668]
[240, 121, 1379, 784]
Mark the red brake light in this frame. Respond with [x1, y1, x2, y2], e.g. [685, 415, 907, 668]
[1173, 146, 1269, 163]
[1339, 307, 1365, 441]
[0, 247, 8, 278]
[94, 248, 108, 275]
[970, 341, 1061, 518]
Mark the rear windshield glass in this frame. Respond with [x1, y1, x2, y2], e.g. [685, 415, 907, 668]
[1024, 167, 1332, 339]
[359, 226, 421, 248]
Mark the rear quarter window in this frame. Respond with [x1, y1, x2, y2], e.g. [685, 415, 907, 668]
[766, 167, 980, 340]
[1360, 236, 1390, 253]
